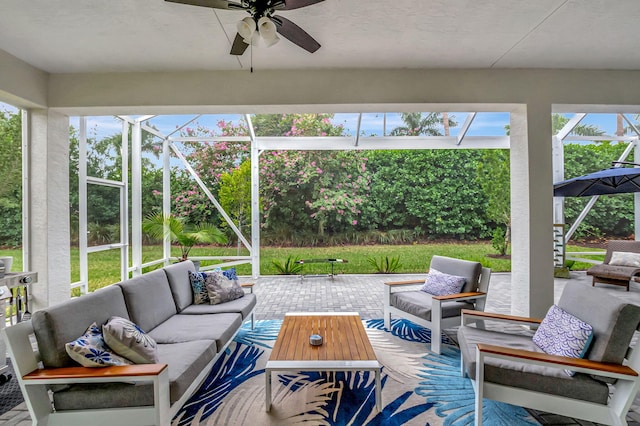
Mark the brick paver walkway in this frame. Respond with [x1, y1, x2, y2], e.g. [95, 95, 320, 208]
[3, 271, 640, 425]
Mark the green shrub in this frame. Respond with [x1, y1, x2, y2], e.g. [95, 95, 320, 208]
[272, 256, 303, 275]
[367, 256, 402, 273]
[491, 227, 508, 255]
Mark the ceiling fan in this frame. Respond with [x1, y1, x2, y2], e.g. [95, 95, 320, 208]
[165, 0, 324, 55]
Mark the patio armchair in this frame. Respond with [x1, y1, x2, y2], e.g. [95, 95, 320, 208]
[384, 255, 491, 354]
[586, 239, 640, 291]
[458, 282, 640, 426]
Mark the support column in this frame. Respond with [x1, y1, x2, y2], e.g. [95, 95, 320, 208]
[510, 103, 554, 318]
[25, 109, 70, 310]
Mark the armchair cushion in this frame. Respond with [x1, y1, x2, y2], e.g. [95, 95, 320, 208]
[391, 290, 474, 321]
[420, 268, 466, 296]
[458, 326, 609, 404]
[532, 305, 593, 376]
[556, 282, 640, 365]
[430, 255, 482, 293]
[609, 251, 640, 267]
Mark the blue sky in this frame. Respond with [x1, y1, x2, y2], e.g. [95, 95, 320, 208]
[1, 101, 633, 140]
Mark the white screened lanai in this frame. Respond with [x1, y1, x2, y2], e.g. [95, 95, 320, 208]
[71, 111, 510, 293]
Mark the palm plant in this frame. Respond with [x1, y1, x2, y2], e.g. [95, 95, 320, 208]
[142, 212, 227, 261]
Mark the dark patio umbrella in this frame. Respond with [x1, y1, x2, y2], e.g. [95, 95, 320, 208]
[554, 166, 640, 197]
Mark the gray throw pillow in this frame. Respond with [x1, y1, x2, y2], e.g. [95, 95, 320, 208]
[205, 270, 245, 305]
[102, 316, 159, 364]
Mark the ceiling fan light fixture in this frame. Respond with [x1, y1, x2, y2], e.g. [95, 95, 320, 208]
[257, 16, 280, 47]
[237, 17, 257, 44]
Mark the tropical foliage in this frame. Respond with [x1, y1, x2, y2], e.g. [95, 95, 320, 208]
[0, 109, 639, 248]
[141, 213, 226, 260]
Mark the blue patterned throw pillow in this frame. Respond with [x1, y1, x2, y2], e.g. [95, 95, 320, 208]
[420, 268, 466, 296]
[65, 323, 132, 367]
[188, 270, 210, 304]
[222, 267, 238, 282]
[533, 304, 594, 376]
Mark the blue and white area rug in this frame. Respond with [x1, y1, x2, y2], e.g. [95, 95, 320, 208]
[172, 319, 538, 426]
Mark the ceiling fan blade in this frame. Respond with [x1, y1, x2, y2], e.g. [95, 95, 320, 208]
[164, 0, 244, 10]
[276, 0, 325, 10]
[271, 15, 321, 53]
[230, 33, 250, 55]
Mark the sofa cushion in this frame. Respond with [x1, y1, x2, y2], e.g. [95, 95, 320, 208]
[457, 325, 609, 404]
[587, 263, 640, 281]
[164, 260, 197, 311]
[65, 322, 132, 367]
[390, 290, 474, 321]
[148, 313, 242, 351]
[32, 285, 130, 368]
[557, 282, 640, 364]
[52, 339, 217, 409]
[420, 268, 466, 296]
[117, 268, 177, 333]
[102, 316, 159, 364]
[430, 255, 482, 293]
[181, 292, 256, 319]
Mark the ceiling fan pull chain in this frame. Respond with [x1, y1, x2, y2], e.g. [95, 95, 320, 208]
[250, 43, 254, 73]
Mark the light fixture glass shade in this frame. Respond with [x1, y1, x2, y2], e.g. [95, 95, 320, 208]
[237, 17, 256, 44]
[257, 16, 280, 47]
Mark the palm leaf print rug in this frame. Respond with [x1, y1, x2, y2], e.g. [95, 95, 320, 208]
[172, 319, 538, 426]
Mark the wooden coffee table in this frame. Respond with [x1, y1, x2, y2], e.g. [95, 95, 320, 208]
[265, 312, 381, 412]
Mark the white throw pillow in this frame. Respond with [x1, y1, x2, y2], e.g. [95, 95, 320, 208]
[609, 251, 640, 267]
[103, 316, 159, 364]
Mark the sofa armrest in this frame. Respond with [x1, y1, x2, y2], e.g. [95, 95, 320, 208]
[476, 343, 637, 379]
[23, 364, 169, 385]
[241, 282, 254, 293]
[461, 309, 542, 326]
[433, 291, 486, 301]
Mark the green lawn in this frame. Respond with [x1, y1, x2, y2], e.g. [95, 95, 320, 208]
[0, 242, 603, 294]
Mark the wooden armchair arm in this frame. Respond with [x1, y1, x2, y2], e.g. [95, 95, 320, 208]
[477, 344, 637, 378]
[433, 291, 486, 301]
[384, 279, 425, 286]
[241, 282, 254, 293]
[23, 364, 168, 384]
[461, 309, 542, 326]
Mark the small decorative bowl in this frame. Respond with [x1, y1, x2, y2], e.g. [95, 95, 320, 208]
[309, 334, 323, 346]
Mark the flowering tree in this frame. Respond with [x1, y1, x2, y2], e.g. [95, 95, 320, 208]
[260, 149, 370, 235]
[171, 120, 250, 224]
[255, 114, 370, 236]
[170, 114, 370, 238]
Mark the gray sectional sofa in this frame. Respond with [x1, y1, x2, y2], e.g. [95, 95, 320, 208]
[4, 260, 256, 426]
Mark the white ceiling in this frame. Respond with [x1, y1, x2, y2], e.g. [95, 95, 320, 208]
[0, 0, 639, 74]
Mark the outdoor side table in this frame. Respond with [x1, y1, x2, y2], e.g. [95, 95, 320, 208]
[295, 258, 348, 280]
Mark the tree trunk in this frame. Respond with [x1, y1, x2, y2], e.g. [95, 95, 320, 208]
[442, 112, 450, 136]
[616, 114, 625, 137]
